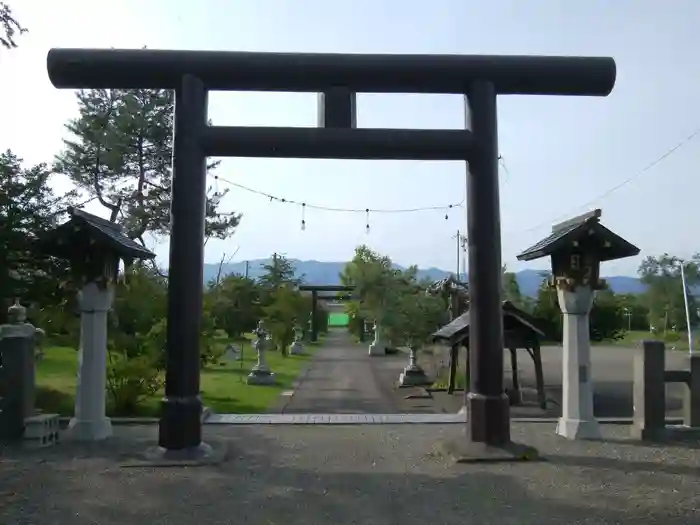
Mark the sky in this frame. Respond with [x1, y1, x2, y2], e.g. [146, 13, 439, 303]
[1, 0, 699, 277]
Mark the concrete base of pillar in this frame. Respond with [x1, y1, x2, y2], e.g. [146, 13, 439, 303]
[288, 341, 304, 355]
[438, 435, 539, 464]
[556, 417, 602, 440]
[247, 369, 277, 385]
[66, 416, 112, 441]
[141, 440, 228, 466]
[399, 366, 431, 386]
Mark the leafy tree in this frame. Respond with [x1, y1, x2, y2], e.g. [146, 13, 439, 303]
[617, 293, 650, 331]
[387, 273, 445, 350]
[532, 273, 562, 341]
[589, 286, 624, 341]
[105, 264, 228, 413]
[341, 245, 399, 329]
[345, 299, 365, 339]
[54, 89, 240, 243]
[502, 265, 523, 307]
[0, 150, 75, 323]
[106, 264, 167, 414]
[638, 253, 700, 331]
[207, 274, 261, 339]
[262, 284, 307, 355]
[1, 2, 26, 49]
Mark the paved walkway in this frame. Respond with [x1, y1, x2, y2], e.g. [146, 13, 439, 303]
[207, 413, 462, 424]
[276, 328, 401, 414]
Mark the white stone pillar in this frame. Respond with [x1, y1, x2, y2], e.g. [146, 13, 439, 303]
[368, 322, 386, 356]
[556, 284, 601, 440]
[67, 282, 114, 441]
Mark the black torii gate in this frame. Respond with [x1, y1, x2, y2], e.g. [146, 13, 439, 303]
[47, 48, 615, 460]
[298, 284, 355, 342]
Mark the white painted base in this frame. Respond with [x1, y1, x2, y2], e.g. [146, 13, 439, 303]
[556, 417, 602, 440]
[368, 341, 386, 356]
[398, 367, 431, 386]
[66, 416, 112, 441]
[289, 341, 304, 355]
[247, 371, 277, 385]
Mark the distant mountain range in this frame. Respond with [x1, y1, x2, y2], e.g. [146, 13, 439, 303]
[203, 258, 647, 297]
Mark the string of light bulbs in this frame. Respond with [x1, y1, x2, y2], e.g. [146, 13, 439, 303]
[211, 173, 464, 233]
[505, 125, 700, 236]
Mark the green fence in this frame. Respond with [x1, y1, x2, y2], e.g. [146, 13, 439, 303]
[328, 312, 349, 327]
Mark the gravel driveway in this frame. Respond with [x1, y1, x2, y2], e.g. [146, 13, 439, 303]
[2, 422, 699, 524]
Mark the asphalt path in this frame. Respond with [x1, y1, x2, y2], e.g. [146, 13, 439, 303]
[281, 329, 399, 414]
[535, 344, 691, 418]
[281, 329, 692, 418]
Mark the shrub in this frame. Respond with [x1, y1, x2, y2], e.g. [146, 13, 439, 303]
[106, 332, 163, 416]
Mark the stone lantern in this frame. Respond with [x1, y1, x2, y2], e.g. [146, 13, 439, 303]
[39, 207, 155, 441]
[517, 209, 640, 440]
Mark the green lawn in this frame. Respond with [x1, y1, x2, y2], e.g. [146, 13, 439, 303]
[35, 338, 318, 417]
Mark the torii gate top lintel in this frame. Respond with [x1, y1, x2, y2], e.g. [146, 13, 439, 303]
[47, 49, 615, 96]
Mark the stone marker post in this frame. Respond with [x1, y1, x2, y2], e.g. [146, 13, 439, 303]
[67, 282, 114, 441]
[399, 347, 431, 386]
[368, 321, 386, 356]
[684, 354, 700, 428]
[630, 340, 667, 440]
[289, 323, 304, 355]
[0, 302, 38, 441]
[247, 321, 276, 385]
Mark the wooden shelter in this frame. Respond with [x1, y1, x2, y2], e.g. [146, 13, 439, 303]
[432, 300, 547, 409]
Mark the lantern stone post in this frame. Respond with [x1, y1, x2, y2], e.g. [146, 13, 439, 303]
[517, 209, 640, 440]
[39, 208, 155, 441]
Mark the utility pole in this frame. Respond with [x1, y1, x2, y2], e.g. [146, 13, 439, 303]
[455, 230, 460, 279]
[244, 260, 249, 279]
[452, 230, 468, 281]
[461, 234, 467, 283]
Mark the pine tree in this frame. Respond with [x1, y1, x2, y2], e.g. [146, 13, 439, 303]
[258, 253, 302, 291]
[54, 88, 240, 243]
[1, 2, 26, 49]
[0, 150, 74, 322]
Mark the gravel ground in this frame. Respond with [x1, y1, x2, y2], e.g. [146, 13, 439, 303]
[2, 423, 699, 524]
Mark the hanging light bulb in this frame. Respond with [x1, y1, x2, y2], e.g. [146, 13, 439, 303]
[365, 208, 370, 234]
[301, 203, 306, 231]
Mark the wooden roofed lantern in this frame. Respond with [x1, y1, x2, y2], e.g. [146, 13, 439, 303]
[38, 207, 156, 284]
[516, 209, 640, 290]
[432, 300, 548, 409]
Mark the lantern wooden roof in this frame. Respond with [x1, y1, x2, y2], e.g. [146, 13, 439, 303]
[39, 207, 155, 261]
[431, 300, 546, 346]
[516, 209, 640, 263]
